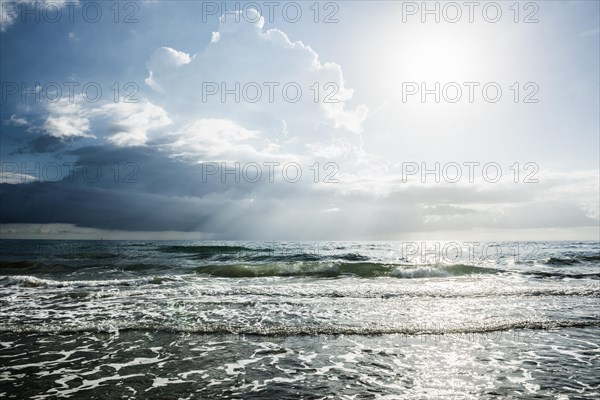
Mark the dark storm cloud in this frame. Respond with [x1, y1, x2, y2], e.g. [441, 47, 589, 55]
[0, 181, 215, 231]
[65, 145, 286, 198]
[0, 145, 330, 234]
[1, 143, 598, 238]
[17, 135, 63, 154]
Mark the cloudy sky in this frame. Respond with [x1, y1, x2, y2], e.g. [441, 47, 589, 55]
[0, 0, 598, 240]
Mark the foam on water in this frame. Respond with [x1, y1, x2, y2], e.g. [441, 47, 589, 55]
[0, 240, 598, 398]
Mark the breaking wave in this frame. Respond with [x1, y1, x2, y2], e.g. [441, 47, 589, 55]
[1, 320, 598, 336]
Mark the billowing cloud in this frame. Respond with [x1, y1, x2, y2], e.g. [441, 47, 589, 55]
[165, 118, 281, 162]
[97, 101, 173, 146]
[145, 47, 192, 92]
[144, 8, 368, 161]
[42, 98, 94, 139]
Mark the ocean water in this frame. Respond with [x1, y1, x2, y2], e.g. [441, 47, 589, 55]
[0, 240, 598, 399]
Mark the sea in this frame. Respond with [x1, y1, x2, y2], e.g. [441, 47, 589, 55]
[0, 239, 598, 399]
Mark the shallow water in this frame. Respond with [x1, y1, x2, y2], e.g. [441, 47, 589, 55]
[1, 240, 598, 398]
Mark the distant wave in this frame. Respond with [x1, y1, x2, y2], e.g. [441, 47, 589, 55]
[158, 245, 263, 255]
[523, 271, 600, 279]
[542, 254, 600, 265]
[192, 263, 498, 278]
[58, 252, 122, 260]
[158, 244, 370, 262]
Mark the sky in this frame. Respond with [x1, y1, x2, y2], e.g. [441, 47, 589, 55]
[0, 0, 598, 240]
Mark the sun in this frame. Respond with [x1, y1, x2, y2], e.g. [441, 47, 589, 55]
[382, 23, 500, 85]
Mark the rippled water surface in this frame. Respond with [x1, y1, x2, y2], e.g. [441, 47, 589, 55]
[1, 240, 598, 398]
